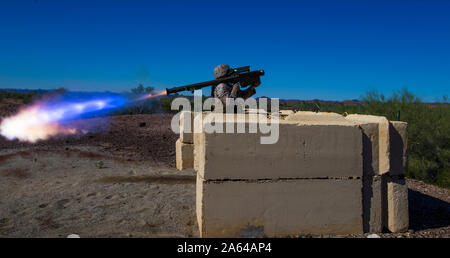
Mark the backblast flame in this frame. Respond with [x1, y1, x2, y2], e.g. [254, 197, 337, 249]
[0, 96, 124, 143]
[134, 90, 167, 101]
[0, 89, 164, 143]
[0, 106, 80, 143]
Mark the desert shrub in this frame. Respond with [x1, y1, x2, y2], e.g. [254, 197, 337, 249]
[362, 90, 449, 188]
[130, 84, 154, 95]
[160, 96, 178, 113]
[113, 84, 162, 115]
[0, 90, 41, 104]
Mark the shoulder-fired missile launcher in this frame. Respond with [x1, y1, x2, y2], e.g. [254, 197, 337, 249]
[165, 66, 264, 95]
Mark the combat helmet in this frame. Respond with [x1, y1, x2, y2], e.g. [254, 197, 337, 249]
[214, 64, 231, 79]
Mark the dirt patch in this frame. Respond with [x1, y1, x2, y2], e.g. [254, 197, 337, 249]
[76, 150, 135, 163]
[77, 151, 107, 159]
[1, 168, 30, 179]
[38, 213, 60, 230]
[0, 149, 136, 166]
[95, 175, 196, 185]
[18, 151, 32, 158]
[0, 151, 34, 163]
[0, 153, 16, 164]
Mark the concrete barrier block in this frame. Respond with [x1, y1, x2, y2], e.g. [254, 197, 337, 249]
[363, 175, 384, 233]
[386, 177, 409, 232]
[285, 111, 347, 123]
[180, 111, 194, 144]
[193, 131, 204, 172]
[195, 119, 363, 180]
[246, 108, 268, 114]
[358, 122, 380, 176]
[196, 174, 363, 237]
[176, 139, 194, 170]
[345, 114, 390, 175]
[196, 172, 204, 233]
[279, 110, 295, 117]
[389, 121, 407, 176]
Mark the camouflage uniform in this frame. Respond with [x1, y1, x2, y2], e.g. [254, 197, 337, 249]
[212, 64, 256, 105]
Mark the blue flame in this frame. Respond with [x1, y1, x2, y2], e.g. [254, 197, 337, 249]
[37, 94, 127, 123]
[0, 91, 165, 143]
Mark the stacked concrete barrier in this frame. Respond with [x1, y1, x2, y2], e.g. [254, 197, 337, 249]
[344, 115, 409, 233]
[176, 111, 195, 170]
[175, 111, 409, 237]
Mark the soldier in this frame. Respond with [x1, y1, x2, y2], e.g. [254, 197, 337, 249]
[212, 64, 260, 106]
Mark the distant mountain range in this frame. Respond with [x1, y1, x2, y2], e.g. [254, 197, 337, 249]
[278, 98, 362, 105]
[0, 88, 447, 106]
[0, 88, 120, 95]
[0, 88, 52, 94]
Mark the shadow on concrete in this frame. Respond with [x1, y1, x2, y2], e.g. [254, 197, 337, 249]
[408, 189, 450, 230]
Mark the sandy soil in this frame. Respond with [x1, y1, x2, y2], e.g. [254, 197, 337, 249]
[0, 103, 448, 238]
[0, 145, 198, 237]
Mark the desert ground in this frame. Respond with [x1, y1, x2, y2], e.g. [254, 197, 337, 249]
[0, 113, 198, 237]
[0, 105, 448, 237]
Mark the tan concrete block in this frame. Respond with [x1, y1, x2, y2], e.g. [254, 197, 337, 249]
[246, 108, 268, 114]
[180, 111, 194, 144]
[196, 172, 204, 233]
[196, 119, 363, 180]
[389, 121, 407, 176]
[196, 175, 363, 237]
[363, 176, 384, 233]
[193, 113, 267, 172]
[345, 114, 390, 175]
[176, 139, 194, 170]
[386, 177, 409, 232]
[193, 132, 204, 172]
[285, 111, 348, 123]
[358, 122, 380, 176]
[279, 110, 295, 117]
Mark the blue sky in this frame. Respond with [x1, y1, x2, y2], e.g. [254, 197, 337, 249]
[0, 0, 449, 101]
